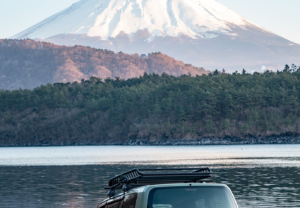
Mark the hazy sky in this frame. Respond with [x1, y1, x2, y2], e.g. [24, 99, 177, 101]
[0, 0, 299, 44]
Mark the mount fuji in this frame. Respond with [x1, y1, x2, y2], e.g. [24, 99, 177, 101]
[12, 0, 300, 72]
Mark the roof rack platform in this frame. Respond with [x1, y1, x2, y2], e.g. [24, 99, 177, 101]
[105, 167, 211, 197]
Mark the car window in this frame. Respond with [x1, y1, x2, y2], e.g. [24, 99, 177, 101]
[148, 187, 236, 208]
[108, 201, 120, 208]
[123, 193, 137, 208]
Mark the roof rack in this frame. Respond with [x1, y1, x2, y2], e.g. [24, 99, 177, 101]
[105, 167, 211, 197]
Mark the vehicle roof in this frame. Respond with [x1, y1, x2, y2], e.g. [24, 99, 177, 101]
[100, 182, 229, 204]
[142, 183, 228, 191]
[144, 182, 227, 188]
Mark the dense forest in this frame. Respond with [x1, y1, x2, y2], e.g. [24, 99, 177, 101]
[0, 39, 207, 90]
[1, 64, 300, 146]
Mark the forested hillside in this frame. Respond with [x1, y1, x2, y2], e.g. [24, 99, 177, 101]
[1, 65, 300, 146]
[0, 39, 207, 90]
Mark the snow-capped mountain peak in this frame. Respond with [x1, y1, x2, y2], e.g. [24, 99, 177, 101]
[11, 0, 299, 73]
[13, 0, 248, 41]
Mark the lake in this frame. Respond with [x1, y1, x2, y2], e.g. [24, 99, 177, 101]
[0, 145, 299, 208]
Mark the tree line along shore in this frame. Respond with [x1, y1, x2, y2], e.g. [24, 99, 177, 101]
[1, 64, 300, 146]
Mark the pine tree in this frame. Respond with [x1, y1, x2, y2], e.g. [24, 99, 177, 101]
[283, 64, 290, 72]
[242, 69, 246, 75]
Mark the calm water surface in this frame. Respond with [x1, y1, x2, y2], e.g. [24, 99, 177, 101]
[0, 145, 299, 208]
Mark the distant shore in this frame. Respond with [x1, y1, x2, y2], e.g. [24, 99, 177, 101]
[3, 70, 300, 148]
[1, 136, 300, 147]
[107, 136, 300, 146]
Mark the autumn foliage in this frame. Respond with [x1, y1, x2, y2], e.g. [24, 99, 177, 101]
[0, 39, 207, 89]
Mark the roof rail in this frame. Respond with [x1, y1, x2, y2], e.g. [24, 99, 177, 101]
[105, 167, 211, 197]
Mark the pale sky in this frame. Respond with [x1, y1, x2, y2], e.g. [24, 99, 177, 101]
[0, 0, 299, 44]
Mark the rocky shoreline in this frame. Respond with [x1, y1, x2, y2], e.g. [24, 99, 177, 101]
[1, 136, 300, 147]
[108, 136, 300, 146]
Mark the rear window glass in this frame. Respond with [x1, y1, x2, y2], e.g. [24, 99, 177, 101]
[148, 186, 236, 208]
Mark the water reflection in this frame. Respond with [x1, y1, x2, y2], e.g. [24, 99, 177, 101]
[0, 145, 299, 207]
[1, 165, 299, 208]
[0, 145, 300, 166]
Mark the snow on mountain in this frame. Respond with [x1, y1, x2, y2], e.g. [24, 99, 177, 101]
[13, 0, 249, 41]
[11, 0, 300, 72]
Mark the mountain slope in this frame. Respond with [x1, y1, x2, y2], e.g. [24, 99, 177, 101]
[0, 39, 207, 90]
[12, 0, 248, 41]
[11, 0, 300, 72]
